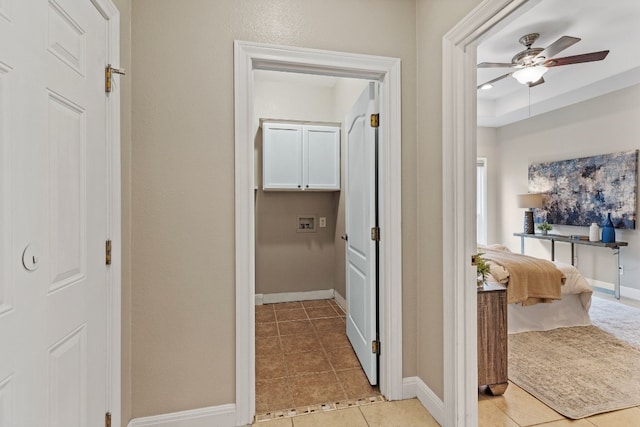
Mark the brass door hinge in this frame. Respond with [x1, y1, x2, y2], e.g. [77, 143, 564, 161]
[106, 240, 112, 266]
[105, 64, 126, 93]
[370, 113, 379, 128]
[370, 227, 380, 241]
[471, 254, 478, 266]
[372, 340, 380, 355]
[105, 412, 111, 427]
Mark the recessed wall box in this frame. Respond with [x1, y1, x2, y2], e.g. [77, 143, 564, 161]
[297, 216, 317, 233]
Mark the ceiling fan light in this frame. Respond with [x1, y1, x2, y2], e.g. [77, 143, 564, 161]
[513, 66, 548, 84]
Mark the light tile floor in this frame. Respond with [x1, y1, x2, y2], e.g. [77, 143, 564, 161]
[252, 398, 440, 427]
[480, 381, 640, 427]
[254, 388, 640, 427]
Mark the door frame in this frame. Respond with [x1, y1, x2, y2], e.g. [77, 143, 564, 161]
[89, 0, 122, 424]
[234, 41, 403, 426]
[442, 0, 533, 425]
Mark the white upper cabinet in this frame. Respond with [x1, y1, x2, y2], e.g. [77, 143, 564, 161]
[304, 125, 341, 190]
[262, 123, 303, 190]
[263, 121, 340, 191]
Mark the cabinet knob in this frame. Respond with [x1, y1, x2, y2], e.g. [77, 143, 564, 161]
[305, 185, 309, 188]
[297, 185, 301, 188]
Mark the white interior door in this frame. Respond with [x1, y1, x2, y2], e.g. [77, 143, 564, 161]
[0, 0, 109, 425]
[345, 82, 379, 385]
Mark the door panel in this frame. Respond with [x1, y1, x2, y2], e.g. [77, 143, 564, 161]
[0, 0, 108, 425]
[48, 93, 87, 292]
[345, 82, 378, 385]
[47, 0, 87, 77]
[263, 123, 303, 189]
[48, 325, 87, 427]
[305, 126, 340, 190]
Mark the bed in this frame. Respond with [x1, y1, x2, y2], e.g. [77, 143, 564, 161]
[480, 244, 593, 333]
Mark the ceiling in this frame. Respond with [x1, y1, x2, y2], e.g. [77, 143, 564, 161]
[477, 0, 640, 127]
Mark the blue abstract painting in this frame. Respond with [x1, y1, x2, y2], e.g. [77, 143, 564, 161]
[528, 150, 638, 229]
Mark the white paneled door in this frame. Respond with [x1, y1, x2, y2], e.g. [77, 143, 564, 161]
[0, 0, 109, 426]
[345, 82, 379, 385]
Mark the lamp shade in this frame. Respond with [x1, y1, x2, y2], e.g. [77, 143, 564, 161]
[513, 66, 548, 85]
[517, 193, 543, 209]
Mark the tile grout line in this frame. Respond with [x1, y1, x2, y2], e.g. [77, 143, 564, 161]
[277, 308, 297, 415]
[313, 302, 350, 403]
[358, 405, 372, 427]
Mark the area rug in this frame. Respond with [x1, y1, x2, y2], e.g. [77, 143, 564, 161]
[508, 302, 640, 419]
[589, 296, 640, 350]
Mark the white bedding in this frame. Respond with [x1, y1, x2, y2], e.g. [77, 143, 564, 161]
[508, 293, 591, 333]
[480, 244, 593, 333]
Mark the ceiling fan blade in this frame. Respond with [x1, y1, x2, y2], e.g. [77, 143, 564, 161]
[477, 72, 512, 89]
[538, 36, 581, 60]
[528, 77, 545, 88]
[477, 62, 515, 68]
[544, 50, 609, 67]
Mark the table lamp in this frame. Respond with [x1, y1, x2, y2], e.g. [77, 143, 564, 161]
[517, 193, 543, 234]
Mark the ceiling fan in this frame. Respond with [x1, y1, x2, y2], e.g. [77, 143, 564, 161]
[477, 33, 609, 89]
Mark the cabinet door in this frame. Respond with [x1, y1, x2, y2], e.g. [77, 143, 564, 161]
[263, 123, 303, 190]
[477, 288, 508, 388]
[304, 125, 340, 190]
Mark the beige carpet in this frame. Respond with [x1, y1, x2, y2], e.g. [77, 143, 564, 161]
[508, 299, 640, 419]
[589, 296, 640, 349]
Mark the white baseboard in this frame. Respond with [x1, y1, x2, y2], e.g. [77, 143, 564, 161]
[402, 376, 443, 425]
[255, 289, 335, 305]
[128, 404, 236, 427]
[587, 278, 614, 292]
[587, 278, 640, 301]
[621, 286, 640, 301]
[333, 290, 347, 312]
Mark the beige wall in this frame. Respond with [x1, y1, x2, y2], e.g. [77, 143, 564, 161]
[493, 84, 640, 290]
[415, 0, 484, 398]
[255, 190, 340, 294]
[478, 127, 500, 245]
[130, 0, 419, 418]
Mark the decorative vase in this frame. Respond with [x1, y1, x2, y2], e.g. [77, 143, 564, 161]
[601, 213, 616, 243]
[541, 229, 548, 236]
[589, 223, 600, 242]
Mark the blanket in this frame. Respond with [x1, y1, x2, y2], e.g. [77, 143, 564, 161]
[482, 248, 566, 306]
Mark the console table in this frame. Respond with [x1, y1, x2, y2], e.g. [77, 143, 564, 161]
[513, 232, 628, 299]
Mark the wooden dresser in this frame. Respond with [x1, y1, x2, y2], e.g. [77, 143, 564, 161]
[477, 283, 508, 395]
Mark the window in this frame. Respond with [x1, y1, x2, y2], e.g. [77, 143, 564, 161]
[477, 158, 487, 245]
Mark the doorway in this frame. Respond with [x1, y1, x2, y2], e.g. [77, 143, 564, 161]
[234, 41, 403, 426]
[252, 71, 379, 416]
[442, 0, 535, 426]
